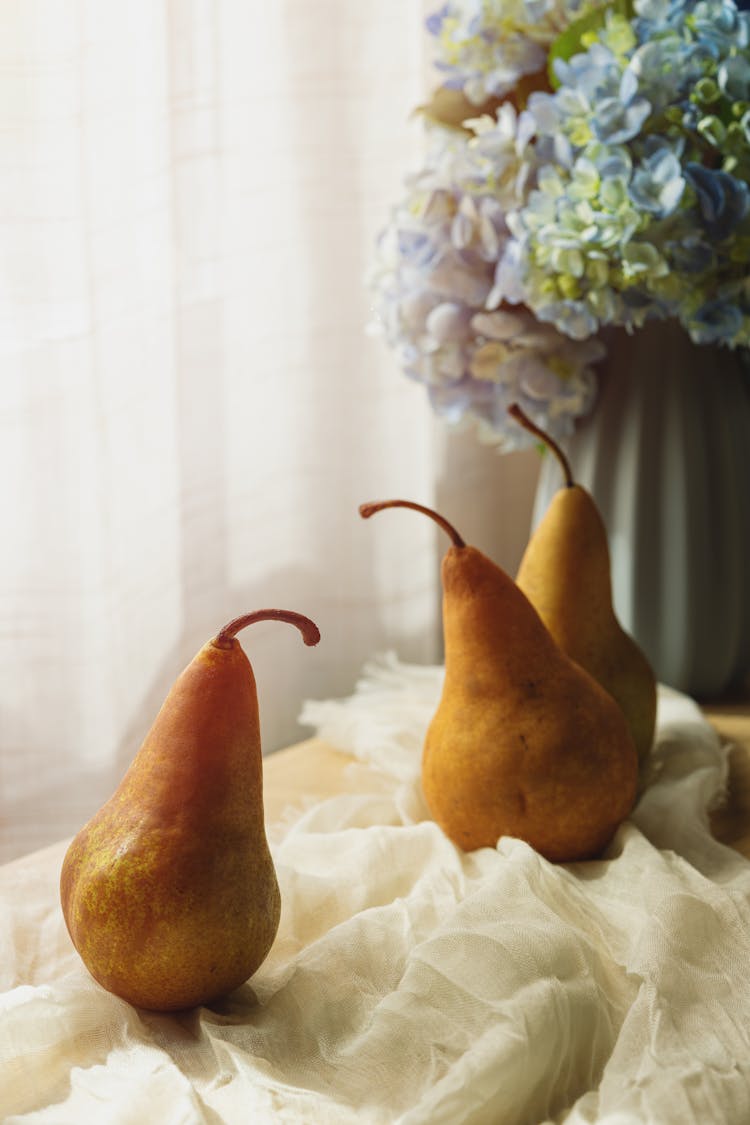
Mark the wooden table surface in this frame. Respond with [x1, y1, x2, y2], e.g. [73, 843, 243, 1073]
[262, 737, 391, 833]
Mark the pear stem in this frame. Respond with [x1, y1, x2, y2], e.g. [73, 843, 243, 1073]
[359, 499, 466, 548]
[508, 403, 575, 488]
[213, 610, 321, 651]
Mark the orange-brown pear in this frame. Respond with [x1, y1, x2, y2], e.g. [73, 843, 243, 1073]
[60, 609, 320, 1011]
[511, 405, 656, 763]
[360, 500, 638, 861]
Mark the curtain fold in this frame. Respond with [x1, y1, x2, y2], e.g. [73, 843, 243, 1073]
[1, 1, 540, 864]
[1, 1, 451, 863]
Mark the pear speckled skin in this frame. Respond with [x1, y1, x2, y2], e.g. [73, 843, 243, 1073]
[509, 404, 656, 764]
[60, 638, 281, 1012]
[517, 484, 657, 764]
[422, 545, 639, 861]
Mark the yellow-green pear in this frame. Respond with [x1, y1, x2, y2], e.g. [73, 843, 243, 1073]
[360, 500, 638, 861]
[60, 609, 320, 1011]
[510, 405, 656, 763]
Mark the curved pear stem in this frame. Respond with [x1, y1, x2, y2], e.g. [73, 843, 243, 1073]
[359, 499, 466, 548]
[508, 403, 575, 488]
[212, 610, 321, 651]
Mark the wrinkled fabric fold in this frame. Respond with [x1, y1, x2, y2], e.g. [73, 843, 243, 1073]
[2, 657, 750, 1123]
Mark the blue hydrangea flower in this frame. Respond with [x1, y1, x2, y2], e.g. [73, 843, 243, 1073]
[629, 142, 685, 216]
[372, 0, 750, 448]
[684, 164, 750, 240]
[491, 0, 750, 345]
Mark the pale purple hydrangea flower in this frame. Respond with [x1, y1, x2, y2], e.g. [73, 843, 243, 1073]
[370, 126, 601, 450]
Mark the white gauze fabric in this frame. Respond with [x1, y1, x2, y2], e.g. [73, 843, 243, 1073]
[2, 655, 750, 1124]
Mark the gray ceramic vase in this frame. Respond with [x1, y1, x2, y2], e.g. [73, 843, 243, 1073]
[532, 318, 750, 700]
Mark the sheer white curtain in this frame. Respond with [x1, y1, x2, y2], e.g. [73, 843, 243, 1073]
[0, 1, 539, 863]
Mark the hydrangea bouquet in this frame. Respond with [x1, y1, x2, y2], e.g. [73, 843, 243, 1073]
[370, 0, 750, 449]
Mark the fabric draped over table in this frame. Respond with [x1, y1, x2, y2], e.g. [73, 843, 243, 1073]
[2, 656, 750, 1124]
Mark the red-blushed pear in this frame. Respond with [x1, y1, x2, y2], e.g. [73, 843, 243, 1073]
[60, 609, 320, 1012]
[510, 404, 656, 763]
[360, 500, 638, 861]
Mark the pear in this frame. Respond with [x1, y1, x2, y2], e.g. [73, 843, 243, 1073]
[510, 404, 656, 763]
[60, 608, 320, 1011]
[360, 500, 638, 861]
